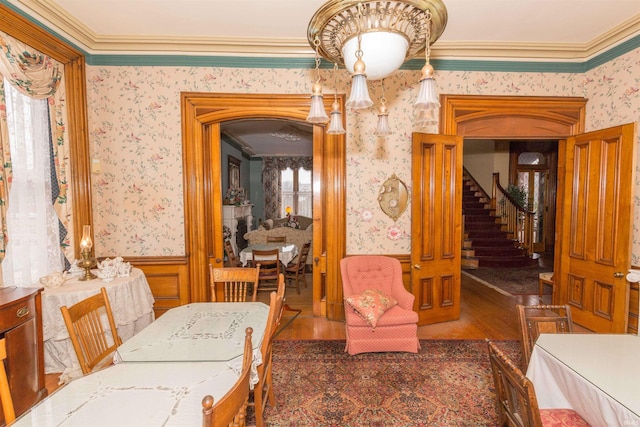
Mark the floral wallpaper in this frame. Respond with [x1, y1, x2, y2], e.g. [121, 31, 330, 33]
[86, 46, 640, 264]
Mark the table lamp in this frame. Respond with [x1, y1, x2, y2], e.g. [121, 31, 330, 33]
[77, 225, 97, 280]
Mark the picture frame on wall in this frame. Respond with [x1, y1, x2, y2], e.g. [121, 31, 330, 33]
[228, 155, 240, 189]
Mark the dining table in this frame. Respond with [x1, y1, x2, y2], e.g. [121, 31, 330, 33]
[116, 301, 269, 386]
[41, 267, 155, 382]
[10, 361, 241, 426]
[526, 333, 640, 427]
[239, 242, 298, 267]
[13, 301, 270, 426]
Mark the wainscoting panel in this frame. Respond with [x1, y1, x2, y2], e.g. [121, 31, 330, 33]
[126, 257, 190, 318]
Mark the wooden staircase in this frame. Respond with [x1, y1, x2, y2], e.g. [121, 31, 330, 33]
[462, 172, 538, 269]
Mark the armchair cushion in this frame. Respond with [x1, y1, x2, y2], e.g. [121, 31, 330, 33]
[340, 256, 420, 355]
[345, 289, 397, 328]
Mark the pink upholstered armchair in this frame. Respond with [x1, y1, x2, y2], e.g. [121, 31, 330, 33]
[340, 256, 420, 355]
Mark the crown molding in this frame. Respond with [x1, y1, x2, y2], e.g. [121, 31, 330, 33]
[7, 0, 640, 64]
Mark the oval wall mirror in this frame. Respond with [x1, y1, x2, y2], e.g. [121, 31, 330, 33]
[377, 173, 408, 221]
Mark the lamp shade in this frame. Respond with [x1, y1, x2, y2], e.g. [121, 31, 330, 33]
[346, 74, 373, 109]
[415, 107, 439, 127]
[342, 32, 409, 81]
[414, 76, 440, 110]
[327, 104, 346, 135]
[307, 94, 330, 123]
[375, 113, 392, 136]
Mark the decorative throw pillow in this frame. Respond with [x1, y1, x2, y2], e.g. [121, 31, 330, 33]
[272, 218, 288, 228]
[345, 289, 397, 328]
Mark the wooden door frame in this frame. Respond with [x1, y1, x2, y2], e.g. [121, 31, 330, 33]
[440, 95, 587, 303]
[181, 93, 346, 318]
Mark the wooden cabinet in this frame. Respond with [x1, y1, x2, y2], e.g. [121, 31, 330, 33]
[0, 287, 47, 424]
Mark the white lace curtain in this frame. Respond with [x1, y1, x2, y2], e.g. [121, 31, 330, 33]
[0, 31, 71, 286]
[2, 81, 63, 286]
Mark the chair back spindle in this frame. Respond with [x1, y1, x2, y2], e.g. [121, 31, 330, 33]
[60, 287, 122, 375]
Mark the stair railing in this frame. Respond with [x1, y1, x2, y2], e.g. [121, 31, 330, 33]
[491, 173, 535, 256]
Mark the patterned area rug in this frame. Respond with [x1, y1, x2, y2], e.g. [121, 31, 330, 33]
[261, 339, 521, 427]
[462, 264, 552, 296]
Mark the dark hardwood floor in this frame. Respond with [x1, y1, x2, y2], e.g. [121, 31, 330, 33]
[269, 271, 548, 341]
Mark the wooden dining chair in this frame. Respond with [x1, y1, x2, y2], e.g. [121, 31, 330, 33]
[60, 287, 123, 375]
[516, 304, 573, 369]
[252, 279, 285, 427]
[266, 235, 286, 244]
[209, 265, 260, 302]
[202, 327, 253, 427]
[224, 239, 242, 267]
[284, 240, 311, 294]
[486, 339, 589, 427]
[252, 248, 281, 293]
[0, 338, 15, 424]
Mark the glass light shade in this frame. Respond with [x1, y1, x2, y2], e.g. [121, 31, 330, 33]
[306, 94, 329, 123]
[414, 77, 441, 110]
[342, 32, 409, 81]
[375, 113, 392, 136]
[327, 109, 346, 135]
[346, 74, 373, 109]
[80, 225, 92, 251]
[415, 108, 439, 127]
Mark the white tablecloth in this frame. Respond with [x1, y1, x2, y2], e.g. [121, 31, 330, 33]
[42, 268, 155, 382]
[116, 302, 269, 387]
[11, 361, 239, 427]
[239, 243, 298, 267]
[527, 333, 640, 427]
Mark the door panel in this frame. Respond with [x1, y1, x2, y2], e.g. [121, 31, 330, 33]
[557, 123, 636, 332]
[411, 133, 463, 325]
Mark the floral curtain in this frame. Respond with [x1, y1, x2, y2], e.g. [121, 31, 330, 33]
[262, 157, 312, 220]
[0, 31, 72, 267]
[0, 80, 12, 264]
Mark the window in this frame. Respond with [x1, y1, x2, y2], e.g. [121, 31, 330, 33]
[280, 167, 312, 217]
[2, 79, 63, 286]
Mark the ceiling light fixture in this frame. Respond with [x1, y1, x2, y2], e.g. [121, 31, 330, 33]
[327, 63, 347, 135]
[307, 0, 448, 131]
[306, 37, 330, 124]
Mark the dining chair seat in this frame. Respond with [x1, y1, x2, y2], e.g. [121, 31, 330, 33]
[224, 239, 242, 267]
[283, 240, 311, 294]
[252, 248, 281, 293]
[487, 339, 589, 427]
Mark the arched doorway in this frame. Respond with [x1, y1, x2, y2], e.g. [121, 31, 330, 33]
[440, 94, 587, 273]
[181, 93, 347, 319]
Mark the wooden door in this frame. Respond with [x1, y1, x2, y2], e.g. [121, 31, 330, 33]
[556, 123, 636, 332]
[411, 133, 463, 325]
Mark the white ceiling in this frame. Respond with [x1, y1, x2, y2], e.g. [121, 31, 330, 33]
[10, 0, 640, 156]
